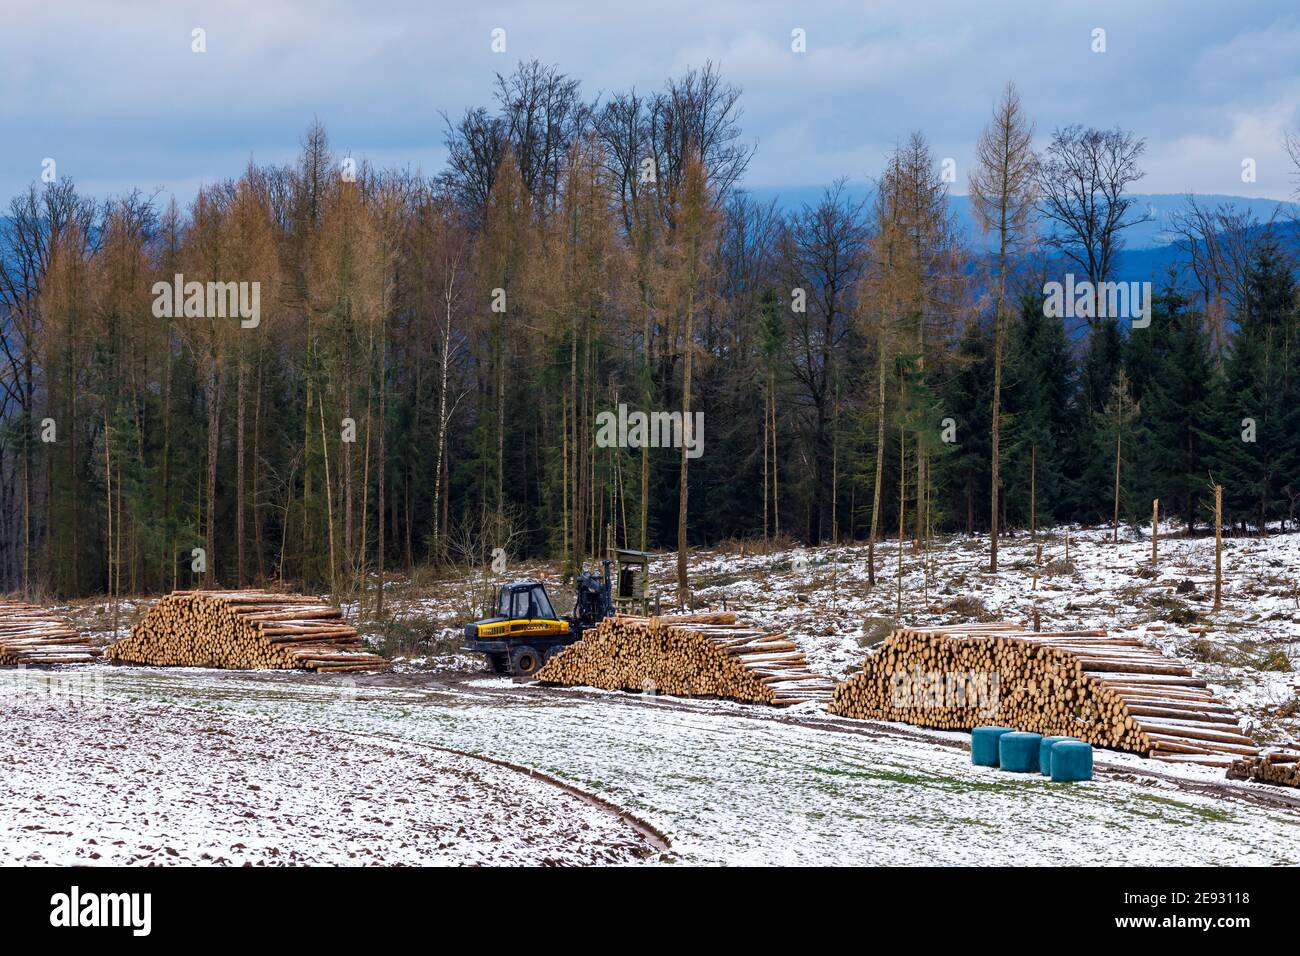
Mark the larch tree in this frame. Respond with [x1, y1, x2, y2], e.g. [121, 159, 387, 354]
[968, 80, 1037, 572]
[224, 169, 281, 586]
[308, 170, 384, 598]
[175, 183, 238, 587]
[860, 153, 907, 587]
[478, 148, 532, 549]
[668, 153, 718, 604]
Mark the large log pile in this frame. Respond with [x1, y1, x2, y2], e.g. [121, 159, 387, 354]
[0, 602, 97, 665]
[106, 590, 388, 672]
[1227, 750, 1300, 788]
[829, 622, 1257, 764]
[536, 613, 837, 706]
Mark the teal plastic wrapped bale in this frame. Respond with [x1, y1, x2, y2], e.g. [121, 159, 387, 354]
[971, 726, 1016, 767]
[1038, 736, 1076, 776]
[998, 731, 1043, 772]
[1050, 740, 1094, 782]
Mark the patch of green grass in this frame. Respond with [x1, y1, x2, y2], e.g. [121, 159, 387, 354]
[1133, 793, 1236, 825]
[954, 817, 998, 829]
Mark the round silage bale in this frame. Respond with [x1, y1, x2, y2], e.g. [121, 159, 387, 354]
[1050, 740, 1094, 782]
[1038, 736, 1076, 776]
[971, 725, 1017, 767]
[999, 731, 1043, 773]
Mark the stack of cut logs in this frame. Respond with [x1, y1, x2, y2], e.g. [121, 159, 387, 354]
[829, 622, 1258, 765]
[1227, 750, 1300, 788]
[536, 612, 837, 706]
[0, 601, 98, 665]
[106, 590, 388, 672]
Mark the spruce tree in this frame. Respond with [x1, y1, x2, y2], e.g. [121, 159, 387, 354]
[1125, 287, 1214, 532]
[941, 318, 994, 533]
[1208, 240, 1296, 531]
[1004, 292, 1075, 529]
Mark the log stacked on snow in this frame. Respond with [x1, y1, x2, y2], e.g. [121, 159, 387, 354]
[829, 622, 1258, 764]
[0, 601, 97, 665]
[536, 613, 838, 706]
[1227, 750, 1300, 788]
[106, 590, 388, 672]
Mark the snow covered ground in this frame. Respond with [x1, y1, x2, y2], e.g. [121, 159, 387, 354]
[0, 679, 660, 866]
[676, 525, 1300, 747]
[8, 524, 1299, 866]
[4, 664, 1295, 866]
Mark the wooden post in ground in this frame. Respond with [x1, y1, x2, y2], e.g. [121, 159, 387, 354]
[1152, 498, 1159, 567]
[1033, 543, 1042, 590]
[896, 425, 906, 619]
[1214, 485, 1223, 611]
[1029, 443, 1037, 540]
[1112, 425, 1122, 543]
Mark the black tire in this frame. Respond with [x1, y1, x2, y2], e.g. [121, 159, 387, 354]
[487, 653, 510, 675]
[510, 645, 544, 677]
[543, 644, 566, 663]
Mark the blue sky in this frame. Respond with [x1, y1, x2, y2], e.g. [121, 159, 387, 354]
[2, 0, 1298, 205]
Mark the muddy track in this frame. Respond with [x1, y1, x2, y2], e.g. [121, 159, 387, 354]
[310, 724, 673, 855]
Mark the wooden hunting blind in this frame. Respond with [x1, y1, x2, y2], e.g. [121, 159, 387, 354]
[613, 549, 651, 615]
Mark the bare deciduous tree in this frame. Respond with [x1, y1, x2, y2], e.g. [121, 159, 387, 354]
[780, 180, 868, 543]
[1037, 125, 1151, 322]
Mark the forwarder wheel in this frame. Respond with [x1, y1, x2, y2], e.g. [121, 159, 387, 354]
[543, 644, 565, 663]
[510, 645, 544, 678]
[487, 653, 510, 674]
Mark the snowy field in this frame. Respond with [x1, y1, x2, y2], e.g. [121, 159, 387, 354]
[0, 683, 660, 866]
[5, 525, 1299, 866]
[3, 664, 1298, 866]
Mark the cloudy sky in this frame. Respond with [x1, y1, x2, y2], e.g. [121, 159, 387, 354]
[3, 0, 1298, 204]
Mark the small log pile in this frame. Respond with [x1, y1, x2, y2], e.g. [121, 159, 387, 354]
[106, 589, 388, 672]
[1227, 750, 1300, 788]
[0, 601, 97, 665]
[829, 622, 1257, 764]
[536, 612, 837, 706]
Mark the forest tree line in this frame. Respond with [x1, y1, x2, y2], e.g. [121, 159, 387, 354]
[2, 63, 1300, 603]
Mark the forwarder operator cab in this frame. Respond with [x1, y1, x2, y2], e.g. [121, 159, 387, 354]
[499, 582, 557, 621]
